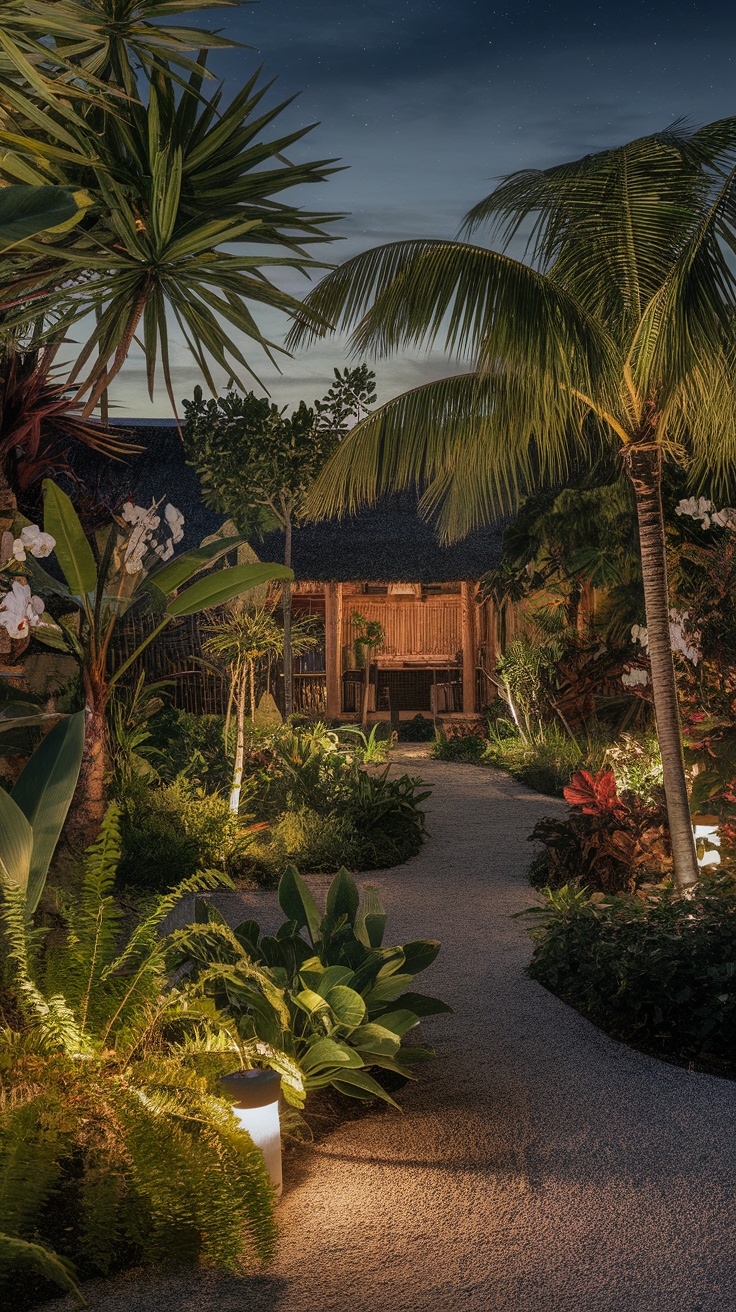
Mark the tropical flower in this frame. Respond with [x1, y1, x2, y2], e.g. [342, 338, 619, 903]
[20, 524, 56, 557]
[622, 666, 650, 688]
[0, 581, 45, 639]
[164, 503, 185, 544]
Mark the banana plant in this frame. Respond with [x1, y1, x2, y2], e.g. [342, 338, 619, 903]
[172, 865, 451, 1109]
[0, 711, 84, 915]
[24, 479, 292, 842]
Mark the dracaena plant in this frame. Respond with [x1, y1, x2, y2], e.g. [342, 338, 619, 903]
[0, 2, 340, 415]
[172, 865, 451, 1110]
[16, 478, 291, 843]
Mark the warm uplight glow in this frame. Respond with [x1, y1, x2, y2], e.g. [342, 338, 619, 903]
[220, 1069, 282, 1196]
[693, 815, 721, 868]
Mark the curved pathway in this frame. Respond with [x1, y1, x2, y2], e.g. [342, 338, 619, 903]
[56, 752, 736, 1311]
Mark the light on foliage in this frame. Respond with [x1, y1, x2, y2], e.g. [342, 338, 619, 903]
[220, 1070, 282, 1196]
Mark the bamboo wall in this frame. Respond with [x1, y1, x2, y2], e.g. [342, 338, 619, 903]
[341, 596, 463, 661]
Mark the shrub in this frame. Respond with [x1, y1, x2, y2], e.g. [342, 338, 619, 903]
[526, 877, 736, 1074]
[235, 806, 363, 883]
[396, 713, 435, 742]
[172, 866, 451, 1108]
[0, 809, 276, 1307]
[340, 767, 430, 868]
[147, 708, 233, 791]
[484, 722, 595, 796]
[118, 779, 241, 891]
[529, 767, 671, 893]
[431, 731, 486, 762]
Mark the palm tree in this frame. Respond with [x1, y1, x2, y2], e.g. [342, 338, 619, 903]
[203, 605, 317, 812]
[288, 120, 736, 890]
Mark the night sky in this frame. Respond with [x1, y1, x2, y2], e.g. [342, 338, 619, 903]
[115, 0, 736, 418]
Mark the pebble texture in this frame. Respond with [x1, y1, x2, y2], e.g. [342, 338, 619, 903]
[46, 751, 736, 1311]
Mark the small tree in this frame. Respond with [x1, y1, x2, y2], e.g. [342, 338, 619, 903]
[351, 611, 385, 730]
[183, 366, 376, 715]
[203, 605, 318, 811]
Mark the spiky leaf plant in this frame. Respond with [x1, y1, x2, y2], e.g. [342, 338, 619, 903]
[0, 806, 278, 1303]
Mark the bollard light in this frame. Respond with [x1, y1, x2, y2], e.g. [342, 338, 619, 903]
[692, 814, 721, 868]
[220, 1069, 282, 1195]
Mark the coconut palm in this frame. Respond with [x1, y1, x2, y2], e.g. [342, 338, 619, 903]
[288, 119, 736, 889]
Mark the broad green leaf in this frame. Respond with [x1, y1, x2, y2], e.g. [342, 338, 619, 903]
[349, 1022, 401, 1057]
[42, 480, 97, 597]
[355, 884, 387, 948]
[166, 562, 292, 617]
[300, 1037, 364, 1073]
[373, 1008, 421, 1038]
[278, 866, 321, 943]
[362, 973, 414, 1007]
[0, 184, 86, 251]
[146, 534, 245, 596]
[0, 789, 33, 897]
[401, 940, 441, 974]
[313, 965, 354, 996]
[12, 713, 85, 915]
[325, 985, 366, 1030]
[392, 992, 454, 1018]
[325, 867, 359, 924]
[330, 1069, 400, 1108]
[294, 987, 330, 1017]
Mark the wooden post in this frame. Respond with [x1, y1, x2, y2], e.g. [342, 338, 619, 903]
[461, 581, 477, 716]
[325, 582, 342, 718]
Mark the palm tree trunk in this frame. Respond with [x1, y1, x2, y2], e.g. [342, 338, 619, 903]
[283, 514, 293, 718]
[627, 443, 698, 889]
[230, 679, 247, 813]
[249, 658, 256, 720]
[66, 704, 107, 849]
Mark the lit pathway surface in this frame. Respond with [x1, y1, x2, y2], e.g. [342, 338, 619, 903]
[53, 750, 736, 1312]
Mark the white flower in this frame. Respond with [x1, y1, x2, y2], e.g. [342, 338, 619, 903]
[631, 623, 649, 652]
[20, 524, 56, 558]
[11, 539, 26, 562]
[622, 667, 650, 688]
[675, 496, 713, 524]
[0, 581, 45, 639]
[164, 503, 184, 545]
[668, 609, 701, 665]
[711, 506, 736, 531]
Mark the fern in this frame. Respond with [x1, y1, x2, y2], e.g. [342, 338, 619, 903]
[0, 807, 277, 1301]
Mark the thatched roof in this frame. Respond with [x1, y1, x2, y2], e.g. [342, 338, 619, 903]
[73, 420, 505, 583]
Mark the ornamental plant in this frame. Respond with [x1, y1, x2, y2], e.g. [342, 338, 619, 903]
[20, 478, 290, 843]
[529, 766, 671, 893]
[0, 806, 277, 1305]
[172, 865, 450, 1109]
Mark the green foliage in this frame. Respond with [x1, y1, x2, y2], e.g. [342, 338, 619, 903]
[173, 865, 451, 1110]
[0, 807, 277, 1303]
[117, 779, 242, 892]
[0, 8, 341, 408]
[396, 713, 436, 742]
[0, 184, 85, 252]
[238, 807, 364, 884]
[0, 712, 84, 915]
[147, 709, 233, 791]
[183, 368, 377, 537]
[525, 877, 736, 1073]
[338, 723, 393, 764]
[431, 731, 486, 763]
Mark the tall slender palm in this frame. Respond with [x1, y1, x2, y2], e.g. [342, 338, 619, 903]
[289, 120, 736, 890]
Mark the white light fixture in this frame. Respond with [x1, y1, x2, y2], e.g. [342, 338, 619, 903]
[692, 814, 721, 868]
[220, 1069, 282, 1196]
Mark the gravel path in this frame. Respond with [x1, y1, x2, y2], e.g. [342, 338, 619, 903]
[49, 751, 736, 1312]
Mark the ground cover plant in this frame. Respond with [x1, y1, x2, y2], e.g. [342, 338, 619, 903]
[525, 876, 736, 1076]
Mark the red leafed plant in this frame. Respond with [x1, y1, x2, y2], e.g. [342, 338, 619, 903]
[531, 766, 671, 893]
[563, 767, 625, 817]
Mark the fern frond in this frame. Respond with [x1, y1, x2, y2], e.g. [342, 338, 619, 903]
[0, 1232, 85, 1305]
